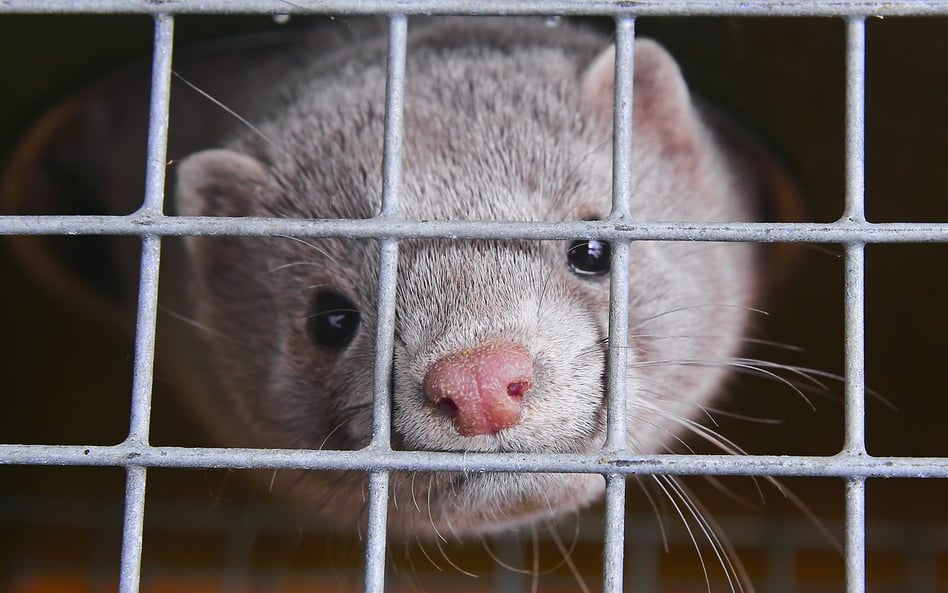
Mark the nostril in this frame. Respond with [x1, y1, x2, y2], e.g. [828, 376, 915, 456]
[422, 341, 534, 436]
[437, 397, 459, 418]
[507, 380, 529, 399]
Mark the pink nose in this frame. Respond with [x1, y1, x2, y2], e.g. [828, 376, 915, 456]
[422, 342, 534, 437]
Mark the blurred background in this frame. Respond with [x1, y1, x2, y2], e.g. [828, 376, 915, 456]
[1, 11, 946, 593]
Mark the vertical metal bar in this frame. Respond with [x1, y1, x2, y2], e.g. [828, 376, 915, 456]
[364, 13, 407, 593]
[605, 14, 635, 452]
[602, 473, 627, 593]
[364, 237, 396, 593]
[843, 243, 866, 456]
[119, 465, 148, 593]
[371, 237, 399, 449]
[843, 17, 868, 454]
[363, 470, 390, 593]
[845, 478, 867, 593]
[603, 14, 635, 593]
[128, 12, 174, 443]
[610, 16, 635, 222]
[843, 17, 867, 224]
[370, 13, 407, 448]
[126, 235, 162, 445]
[139, 13, 175, 214]
[843, 248, 868, 593]
[378, 13, 407, 219]
[119, 14, 174, 593]
[843, 16, 868, 593]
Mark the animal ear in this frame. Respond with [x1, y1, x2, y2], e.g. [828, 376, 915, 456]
[580, 39, 701, 154]
[174, 148, 269, 217]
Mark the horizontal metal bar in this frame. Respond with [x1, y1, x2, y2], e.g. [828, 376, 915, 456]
[2, 0, 948, 16]
[2, 215, 948, 243]
[2, 444, 947, 478]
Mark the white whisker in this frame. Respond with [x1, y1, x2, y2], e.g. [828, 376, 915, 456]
[651, 475, 714, 591]
[159, 305, 239, 342]
[273, 234, 346, 272]
[658, 476, 749, 593]
[426, 477, 448, 545]
[414, 528, 443, 572]
[633, 303, 770, 330]
[632, 475, 671, 553]
[173, 70, 290, 159]
[631, 357, 818, 410]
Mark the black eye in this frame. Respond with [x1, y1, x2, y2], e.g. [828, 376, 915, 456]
[308, 291, 361, 350]
[567, 239, 611, 276]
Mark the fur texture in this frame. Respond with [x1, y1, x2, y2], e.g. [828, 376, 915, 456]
[173, 18, 759, 536]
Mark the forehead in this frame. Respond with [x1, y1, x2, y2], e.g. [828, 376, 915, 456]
[257, 43, 612, 222]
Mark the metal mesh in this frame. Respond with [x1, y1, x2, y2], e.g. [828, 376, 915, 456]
[1, 2, 948, 593]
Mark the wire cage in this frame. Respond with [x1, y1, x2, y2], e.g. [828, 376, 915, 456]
[1, 2, 948, 593]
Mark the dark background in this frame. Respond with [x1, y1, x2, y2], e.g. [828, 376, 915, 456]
[1, 13, 946, 593]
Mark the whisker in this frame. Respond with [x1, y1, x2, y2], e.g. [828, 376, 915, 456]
[697, 405, 785, 425]
[630, 395, 750, 458]
[632, 303, 770, 330]
[737, 337, 807, 351]
[574, 340, 608, 361]
[637, 332, 807, 353]
[277, 0, 309, 11]
[701, 475, 765, 510]
[414, 528, 444, 572]
[662, 476, 752, 593]
[631, 396, 769, 509]
[548, 520, 592, 593]
[273, 234, 346, 272]
[159, 305, 240, 342]
[480, 530, 527, 574]
[324, 401, 371, 443]
[426, 478, 448, 544]
[172, 71, 290, 159]
[631, 357, 817, 410]
[534, 253, 558, 321]
[431, 521, 478, 578]
[766, 478, 843, 555]
[269, 261, 327, 273]
[388, 540, 415, 591]
[651, 475, 713, 591]
[631, 475, 670, 553]
[410, 473, 422, 514]
[662, 477, 746, 593]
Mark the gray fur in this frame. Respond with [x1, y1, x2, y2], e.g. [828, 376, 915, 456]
[172, 18, 759, 537]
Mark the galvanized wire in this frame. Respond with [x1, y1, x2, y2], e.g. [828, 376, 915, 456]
[3, 3, 948, 593]
[842, 17, 868, 593]
[2, 0, 948, 17]
[362, 13, 408, 593]
[3, 444, 947, 478]
[2, 215, 947, 243]
[117, 13, 175, 593]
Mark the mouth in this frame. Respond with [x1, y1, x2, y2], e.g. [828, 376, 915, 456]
[388, 469, 606, 538]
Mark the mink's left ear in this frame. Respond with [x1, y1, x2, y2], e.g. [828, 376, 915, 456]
[175, 148, 270, 218]
[580, 40, 702, 155]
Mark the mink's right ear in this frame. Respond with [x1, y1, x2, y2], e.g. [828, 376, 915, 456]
[174, 148, 269, 218]
[580, 39, 703, 158]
